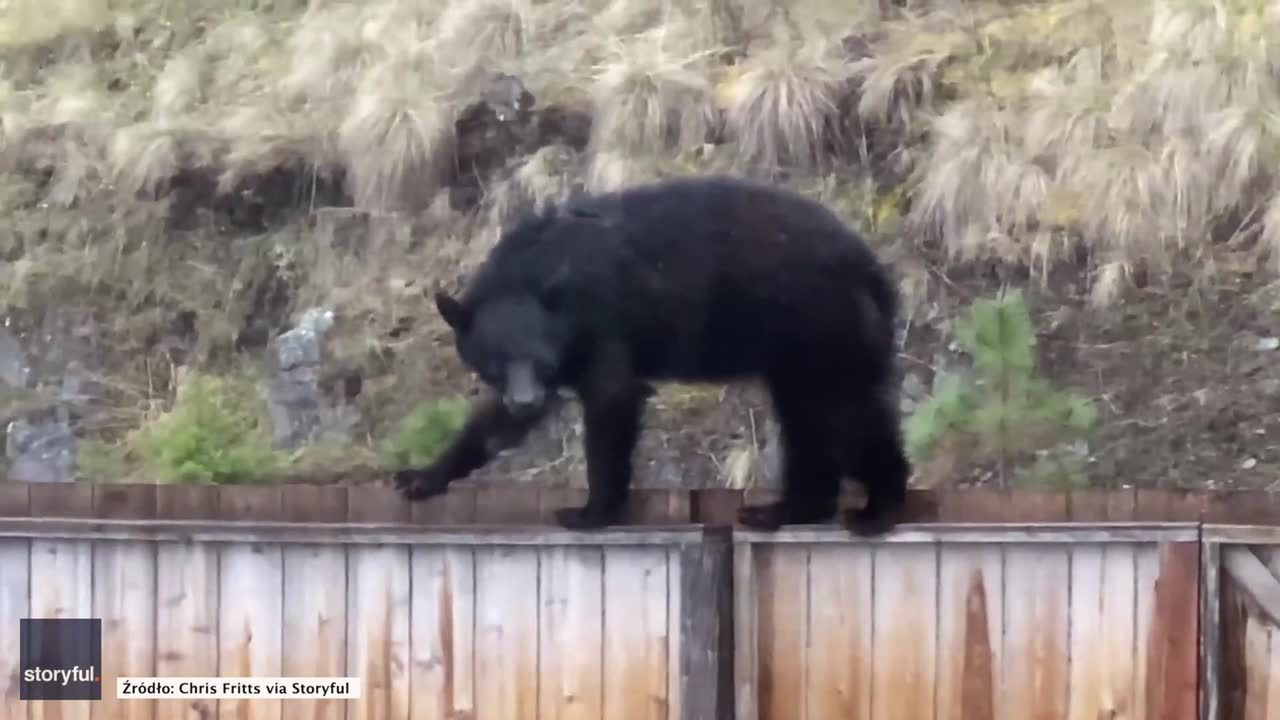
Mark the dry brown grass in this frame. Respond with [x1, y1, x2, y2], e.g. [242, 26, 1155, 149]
[588, 24, 723, 157]
[721, 37, 853, 176]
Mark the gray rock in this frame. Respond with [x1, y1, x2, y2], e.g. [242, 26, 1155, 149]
[5, 418, 77, 483]
[265, 307, 351, 451]
[0, 326, 31, 389]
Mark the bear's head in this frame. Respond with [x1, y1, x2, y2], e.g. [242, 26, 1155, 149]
[435, 289, 574, 420]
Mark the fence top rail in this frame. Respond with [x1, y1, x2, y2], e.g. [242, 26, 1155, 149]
[0, 517, 714, 546]
[1, 482, 1278, 527]
[733, 522, 1203, 545]
[1202, 523, 1280, 545]
[0, 517, 1210, 546]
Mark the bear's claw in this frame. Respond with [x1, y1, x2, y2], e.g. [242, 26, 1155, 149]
[394, 467, 451, 500]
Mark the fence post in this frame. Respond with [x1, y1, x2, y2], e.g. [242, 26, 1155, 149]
[679, 525, 734, 720]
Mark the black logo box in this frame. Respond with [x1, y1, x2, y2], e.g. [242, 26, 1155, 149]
[19, 618, 102, 701]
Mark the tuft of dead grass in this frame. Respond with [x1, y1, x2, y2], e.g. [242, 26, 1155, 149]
[337, 59, 457, 213]
[588, 25, 723, 157]
[721, 38, 853, 177]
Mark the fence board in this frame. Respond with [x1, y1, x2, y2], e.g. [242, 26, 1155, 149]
[217, 543, 284, 720]
[92, 541, 156, 720]
[1102, 544, 1140, 717]
[754, 544, 806, 720]
[155, 542, 219, 720]
[28, 539, 93, 720]
[408, 547, 448, 720]
[732, 543, 758, 720]
[805, 544, 872, 720]
[1065, 543, 1140, 720]
[602, 547, 670, 720]
[407, 546, 479, 720]
[281, 545, 347, 720]
[345, 545, 410, 720]
[0, 538, 29, 720]
[1142, 542, 1200, 719]
[447, 548, 477, 718]
[1242, 615, 1272, 720]
[537, 547, 604, 720]
[665, 547, 682, 720]
[936, 544, 1002, 720]
[999, 545, 1070, 720]
[871, 544, 938, 720]
[1268, 546, 1280, 720]
[475, 546, 539, 720]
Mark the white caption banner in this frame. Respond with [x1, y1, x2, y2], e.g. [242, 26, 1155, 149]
[117, 677, 362, 699]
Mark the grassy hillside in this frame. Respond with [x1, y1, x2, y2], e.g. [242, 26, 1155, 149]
[2, 0, 1279, 491]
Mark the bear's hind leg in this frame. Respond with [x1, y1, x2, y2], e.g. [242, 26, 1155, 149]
[738, 377, 842, 530]
[836, 390, 910, 537]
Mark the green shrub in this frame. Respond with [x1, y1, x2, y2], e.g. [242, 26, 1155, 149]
[905, 289, 1098, 488]
[75, 438, 129, 481]
[380, 397, 469, 469]
[134, 372, 283, 484]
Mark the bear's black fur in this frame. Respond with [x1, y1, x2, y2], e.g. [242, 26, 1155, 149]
[394, 176, 911, 536]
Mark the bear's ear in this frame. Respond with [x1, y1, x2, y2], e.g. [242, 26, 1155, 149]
[435, 291, 472, 332]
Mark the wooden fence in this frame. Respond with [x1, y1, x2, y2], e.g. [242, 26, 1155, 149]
[1201, 523, 1280, 720]
[0, 482, 1279, 720]
[732, 523, 1200, 720]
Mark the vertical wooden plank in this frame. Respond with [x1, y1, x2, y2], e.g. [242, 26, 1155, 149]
[92, 541, 157, 720]
[282, 545, 347, 720]
[537, 546, 605, 720]
[409, 546, 478, 720]
[870, 544, 938, 720]
[1268, 601, 1280, 720]
[936, 544, 1002, 720]
[999, 545, 1069, 720]
[0, 538, 30, 720]
[1066, 545, 1103, 720]
[155, 541, 218, 720]
[1140, 541, 1200, 720]
[1132, 543, 1161, 720]
[733, 542, 758, 720]
[346, 545, 411, 720]
[754, 544, 807, 720]
[409, 547, 447, 720]
[451, 548, 476, 717]
[1200, 541, 1222, 720]
[28, 538, 94, 720]
[1101, 544, 1139, 719]
[804, 544, 873, 720]
[217, 542, 283, 720]
[667, 546, 683, 720]
[601, 546, 670, 720]
[678, 529, 732, 720]
[1260, 546, 1280, 720]
[1241, 612, 1272, 720]
[1065, 543, 1138, 720]
[474, 546, 540, 720]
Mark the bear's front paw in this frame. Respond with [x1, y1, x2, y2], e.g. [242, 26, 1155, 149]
[554, 504, 623, 531]
[843, 506, 899, 538]
[393, 465, 452, 501]
[736, 502, 788, 530]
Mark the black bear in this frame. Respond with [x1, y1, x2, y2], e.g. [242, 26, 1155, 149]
[394, 175, 910, 536]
